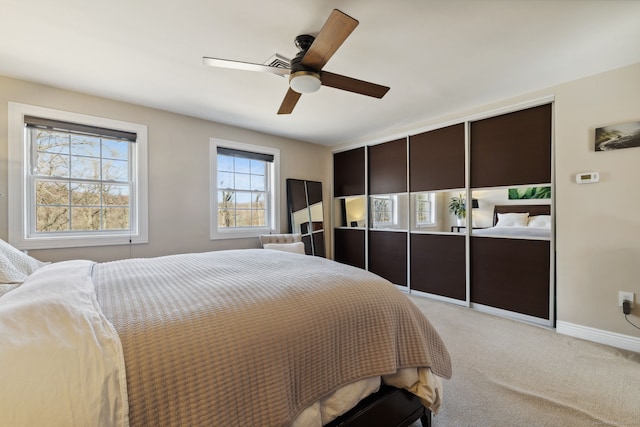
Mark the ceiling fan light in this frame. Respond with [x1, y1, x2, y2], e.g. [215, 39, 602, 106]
[289, 71, 321, 94]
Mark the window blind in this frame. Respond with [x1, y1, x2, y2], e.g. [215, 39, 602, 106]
[24, 115, 137, 142]
[217, 146, 274, 163]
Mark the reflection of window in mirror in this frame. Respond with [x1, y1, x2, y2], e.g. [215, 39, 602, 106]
[292, 209, 310, 234]
[309, 202, 324, 225]
[371, 195, 396, 228]
[415, 192, 436, 228]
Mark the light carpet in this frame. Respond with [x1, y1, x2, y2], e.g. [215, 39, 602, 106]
[408, 296, 640, 427]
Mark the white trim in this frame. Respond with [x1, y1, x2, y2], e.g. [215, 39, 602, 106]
[464, 121, 471, 306]
[471, 303, 553, 327]
[410, 290, 469, 307]
[7, 102, 148, 250]
[556, 321, 640, 353]
[461, 95, 556, 124]
[548, 102, 557, 327]
[396, 284, 410, 293]
[209, 138, 280, 240]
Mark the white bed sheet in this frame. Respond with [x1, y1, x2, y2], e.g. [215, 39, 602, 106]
[292, 367, 442, 426]
[472, 226, 550, 239]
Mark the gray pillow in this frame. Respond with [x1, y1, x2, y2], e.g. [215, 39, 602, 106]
[0, 239, 48, 283]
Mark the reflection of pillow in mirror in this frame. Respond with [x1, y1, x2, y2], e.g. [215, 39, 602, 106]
[527, 215, 551, 229]
[262, 242, 305, 254]
[495, 213, 529, 227]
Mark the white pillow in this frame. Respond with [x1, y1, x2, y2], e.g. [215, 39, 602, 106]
[0, 239, 48, 283]
[262, 242, 306, 254]
[527, 215, 551, 229]
[0, 283, 18, 298]
[495, 212, 529, 227]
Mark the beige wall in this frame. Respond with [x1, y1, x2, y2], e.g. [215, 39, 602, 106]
[0, 76, 332, 262]
[554, 63, 640, 336]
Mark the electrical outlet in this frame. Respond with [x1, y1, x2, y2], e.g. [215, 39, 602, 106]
[618, 291, 634, 308]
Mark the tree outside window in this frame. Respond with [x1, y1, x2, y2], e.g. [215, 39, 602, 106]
[217, 154, 268, 229]
[31, 129, 131, 233]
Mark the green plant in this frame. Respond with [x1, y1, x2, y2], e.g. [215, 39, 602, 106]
[448, 194, 467, 219]
[508, 186, 551, 200]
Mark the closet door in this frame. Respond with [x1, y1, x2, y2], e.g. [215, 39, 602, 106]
[333, 148, 366, 268]
[368, 138, 408, 286]
[469, 103, 553, 320]
[470, 104, 551, 188]
[470, 238, 550, 318]
[409, 123, 467, 300]
[334, 228, 365, 269]
[410, 124, 465, 192]
[334, 147, 365, 197]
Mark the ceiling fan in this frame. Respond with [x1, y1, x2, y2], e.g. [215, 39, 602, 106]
[202, 9, 390, 114]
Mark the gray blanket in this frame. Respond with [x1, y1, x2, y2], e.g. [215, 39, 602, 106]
[94, 249, 451, 427]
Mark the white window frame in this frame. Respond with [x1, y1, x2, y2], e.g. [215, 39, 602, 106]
[210, 138, 280, 240]
[8, 102, 148, 250]
[370, 195, 397, 228]
[415, 192, 437, 228]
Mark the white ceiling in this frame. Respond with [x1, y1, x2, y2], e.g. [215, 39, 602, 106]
[2, 0, 640, 147]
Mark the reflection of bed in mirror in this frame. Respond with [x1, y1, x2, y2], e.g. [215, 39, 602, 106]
[472, 204, 551, 239]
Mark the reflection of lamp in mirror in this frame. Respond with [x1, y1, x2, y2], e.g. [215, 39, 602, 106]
[471, 198, 479, 226]
[345, 196, 366, 227]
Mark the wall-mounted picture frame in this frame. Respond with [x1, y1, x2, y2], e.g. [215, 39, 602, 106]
[595, 121, 640, 151]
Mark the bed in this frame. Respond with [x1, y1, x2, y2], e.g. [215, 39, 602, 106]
[472, 204, 551, 239]
[0, 242, 451, 427]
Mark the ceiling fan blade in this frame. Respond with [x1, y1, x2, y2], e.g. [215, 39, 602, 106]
[202, 57, 290, 76]
[320, 71, 390, 98]
[277, 88, 302, 114]
[301, 9, 358, 70]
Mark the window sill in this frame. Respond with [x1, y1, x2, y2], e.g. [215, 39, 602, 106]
[210, 228, 274, 240]
[9, 233, 148, 250]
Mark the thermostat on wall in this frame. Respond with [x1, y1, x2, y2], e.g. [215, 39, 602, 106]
[575, 172, 599, 184]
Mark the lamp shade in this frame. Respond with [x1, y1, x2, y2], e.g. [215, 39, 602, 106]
[289, 71, 321, 94]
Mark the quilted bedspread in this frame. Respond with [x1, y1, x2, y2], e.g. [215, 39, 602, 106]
[93, 248, 451, 427]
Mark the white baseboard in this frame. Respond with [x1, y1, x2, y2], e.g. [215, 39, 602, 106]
[556, 321, 640, 353]
[471, 303, 553, 327]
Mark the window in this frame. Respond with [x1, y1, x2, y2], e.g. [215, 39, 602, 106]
[8, 103, 148, 249]
[210, 139, 279, 239]
[415, 192, 436, 228]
